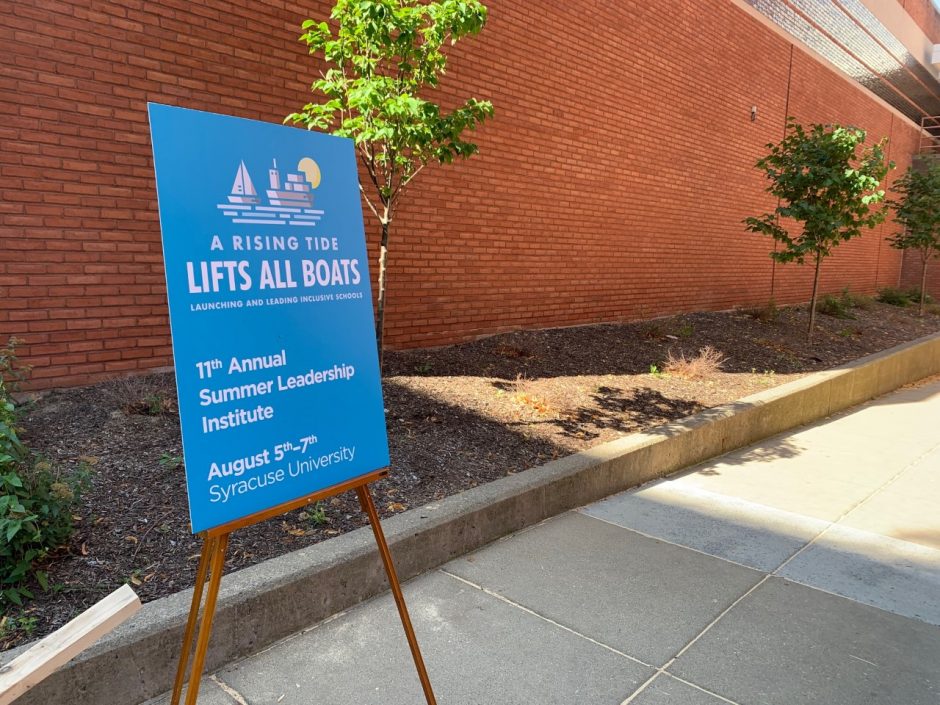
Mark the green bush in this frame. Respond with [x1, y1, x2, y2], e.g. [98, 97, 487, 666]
[816, 290, 856, 319]
[877, 287, 912, 307]
[837, 287, 875, 311]
[816, 287, 878, 318]
[904, 288, 935, 306]
[1, 339, 81, 606]
[850, 293, 876, 311]
[747, 300, 780, 324]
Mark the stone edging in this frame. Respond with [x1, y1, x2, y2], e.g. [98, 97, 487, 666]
[5, 331, 939, 705]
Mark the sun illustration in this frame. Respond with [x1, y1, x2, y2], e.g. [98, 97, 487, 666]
[297, 157, 321, 188]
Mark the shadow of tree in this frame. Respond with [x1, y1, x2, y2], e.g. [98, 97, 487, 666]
[382, 378, 564, 492]
[694, 436, 805, 475]
[547, 386, 704, 440]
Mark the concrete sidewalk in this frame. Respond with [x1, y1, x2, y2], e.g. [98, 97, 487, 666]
[156, 378, 940, 705]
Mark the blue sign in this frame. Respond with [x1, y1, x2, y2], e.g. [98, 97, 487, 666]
[148, 104, 390, 533]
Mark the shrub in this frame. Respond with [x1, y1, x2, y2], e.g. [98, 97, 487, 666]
[877, 287, 912, 307]
[1, 339, 82, 606]
[818, 287, 877, 318]
[836, 287, 873, 310]
[640, 322, 667, 340]
[103, 373, 177, 416]
[664, 346, 727, 380]
[904, 288, 934, 306]
[849, 293, 875, 311]
[816, 294, 855, 319]
[746, 300, 780, 324]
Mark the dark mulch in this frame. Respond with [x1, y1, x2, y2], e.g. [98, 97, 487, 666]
[4, 301, 939, 649]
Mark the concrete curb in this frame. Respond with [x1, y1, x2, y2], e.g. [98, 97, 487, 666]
[6, 331, 940, 705]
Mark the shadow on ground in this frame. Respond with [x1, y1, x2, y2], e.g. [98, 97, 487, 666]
[533, 386, 704, 441]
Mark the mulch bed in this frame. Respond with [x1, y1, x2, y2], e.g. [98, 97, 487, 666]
[4, 301, 939, 649]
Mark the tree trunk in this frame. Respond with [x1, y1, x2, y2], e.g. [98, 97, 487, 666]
[375, 220, 390, 370]
[808, 250, 822, 341]
[920, 254, 929, 317]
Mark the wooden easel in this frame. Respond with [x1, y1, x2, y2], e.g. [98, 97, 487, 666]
[170, 468, 437, 705]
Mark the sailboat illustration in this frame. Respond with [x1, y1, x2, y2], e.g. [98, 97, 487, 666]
[227, 161, 260, 205]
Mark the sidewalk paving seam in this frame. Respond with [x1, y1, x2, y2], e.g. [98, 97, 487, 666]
[620, 672, 743, 705]
[209, 675, 248, 705]
[836, 436, 940, 526]
[440, 563, 751, 704]
[662, 673, 743, 705]
[758, 431, 940, 581]
[641, 434, 940, 699]
[437, 568, 655, 669]
[618, 670, 660, 704]
[621, 497, 838, 700]
[614, 575, 773, 704]
[577, 509, 807, 573]
[666, 574, 773, 664]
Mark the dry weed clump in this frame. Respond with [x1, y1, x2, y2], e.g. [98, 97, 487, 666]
[664, 345, 727, 380]
[103, 373, 177, 415]
[493, 344, 531, 359]
[509, 374, 565, 416]
[745, 300, 780, 323]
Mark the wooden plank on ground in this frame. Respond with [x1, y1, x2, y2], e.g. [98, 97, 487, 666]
[0, 584, 141, 705]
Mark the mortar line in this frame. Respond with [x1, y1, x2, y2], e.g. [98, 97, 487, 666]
[438, 568, 654, 669]
[209, 674, 250, 705]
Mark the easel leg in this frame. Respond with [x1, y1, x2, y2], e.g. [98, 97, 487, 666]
[186, 532, 229, 705]
[356, 485, 437, 705]
[171, 535, 217, 705]
[170, 533, 230, 705]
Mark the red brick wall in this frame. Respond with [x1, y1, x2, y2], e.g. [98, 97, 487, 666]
[0, 0, 919, 389]
[902, 0, 940, 43]
[899, 249, 940, 297]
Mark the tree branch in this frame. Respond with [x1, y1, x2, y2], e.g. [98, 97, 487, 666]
[357, 144, 381, 192]
[358, 183, 381, 220]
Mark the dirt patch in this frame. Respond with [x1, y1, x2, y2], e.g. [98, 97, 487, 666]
[4, 302, 939, 649]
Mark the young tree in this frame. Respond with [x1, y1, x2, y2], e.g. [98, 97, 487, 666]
[288, 0, 494, 366]
[745, 120, 891, 340]
[888, 161, 940, 315]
